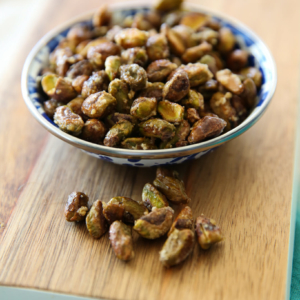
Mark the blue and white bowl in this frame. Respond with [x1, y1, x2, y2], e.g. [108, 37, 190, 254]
[21, 2, 277, 167]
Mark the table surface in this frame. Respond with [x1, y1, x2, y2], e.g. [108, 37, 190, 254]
[0, 0, 299, 300]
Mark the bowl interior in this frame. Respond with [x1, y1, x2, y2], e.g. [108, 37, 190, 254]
[22, 3, 276, 159]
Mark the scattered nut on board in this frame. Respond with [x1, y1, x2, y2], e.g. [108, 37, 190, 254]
[64, 167, 224, 267]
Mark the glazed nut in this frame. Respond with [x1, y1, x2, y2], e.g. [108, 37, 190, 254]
[218, 27, 235, 53]
[106, 25, 123, 42]
[195, 215, 223, 249]
[93, 4, 111, 27]
[131, 13, 153, 31]
[121, 47, 148, 67]
[105, 55, 121, 81]
[109, 221, 135, 261]
[227, 49, 248, 71]
[72, 75, 89, 94]
[239, 67, 262, 88]
[158, 100, 184, 123]
[82, 91, 116, 119]
[180, 89, 204, 110]
[180, 12, 210, 30]
[67, 24, 92, 46]
[142, 183, 169, 210]
[241, 78, 257, 108]
[54, 106, 84, 136]
[120, 64, 147, 91]
[64, 192, 89, 222]
[81, 119, 107, 143]
[50, 48, 73, 77]
[139, 118, 175, 141]
[179, 63, 213, 87]
[138, 82, 165, 102]
[87, 41, 121, 63]
[181, 41, 212, 63]
[146, 59, 177, 83]
[161, 24, 186, 56]
[192, 28, 219, 46]
[168, 206, 193, 236]
[41, 74, 77, 103]
[160, 228, 194, 267]
[78, 37, 109, 58]
[133, 206, 174, 239]
[121, 137, 157, 150]
[103, 196, 148, 224]
[130, 97, 157, 121]
[153, 167, 191, 204]
[172, 25, 195, 48]
[146, 34, 169, 61]
[43, 98, 61, 118]
[66, 59, 94, 79]
[154, 0, 183, 11]
[186, 108, 200, 124]
[216, 69, 244, 95]
[231, 95, 248, 121]
[86, 200, 108, 239]
[81, 71, 109, 99]
[115, 28, 149, 49]
[199, 54, 219, 75]
[162, 11, 183, 27]
[105, 112, 137, 128]
[103, 120, 134, 147]
[108, 79, 132, 114]
[188, 115, 227, 143]
[163, 69, 190, 102]
[66, 97, 84, 118]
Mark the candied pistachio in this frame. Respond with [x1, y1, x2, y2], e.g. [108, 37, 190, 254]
[121, 47, 148, 67]
[199, 54, 219, 75]
[168, 206, 193, 236]
[86, 200, 108, 239]
[171, 56, 182, 67]
[180, 12, 210, 30]
[67, 24, 92, 46]
[181, 41, 212, 63]
[41, 74, 77, 103]
[131, 13, 153, 31]
[120, 64, 147, 91]
[160, 229, 194, 267]
[121, 137, 157, 150]
[188, 115, 226, 143]
[192, 28, 219, 46]
[76, 39, 92, 55]
[142, 183, 169, 210]
[78, 37, 109, 57]
[158, 100, 184, 123]
[104, 120, 134, 147]
[163, 69, 190, 102]
[180, 90, 204, 110]
[81, 119, 107, 143]
[115, 28, 149, 49]
[179, 63, 213, 87]
[133, 207, 174, 239]
[93, 4, 111, 27]
[130, 97, 157, 121]
[105, 112, 137, 127]
[50, 48, 73, 77]
[162, 11, 182, 27]
[161, 24, 186, 56]
[216, 69, 244, 95]
[66, 97, 84, 118]
[218, 27, 235, 54]
[146, 34, 169, 61]
[227, 49, 248, 71]
[65, 192, 89, 222]
[109, 221, 134, 261]
[81, 71, 109, 99]
[54, 106, 84, 135]
[186, 108, 200, 124]
[172, 25, 195, 48]
[92, 26, 109, 38]
[153, 167, 191, 204]
[241, 78, 257, 108]
[195, 215, 223, 249]
[206, 18, 221, 31]
[82, 91, 116, 118]
[231, 95, 248, 122]
[103, 196, 148, 224]
[138, 82, 164, 102]
[139, 118, 175, 141]
[105, 56, 121, 81]
[154, 0, 183, 11]
[108, 79, 132, 114]
[144, 11, 162, 29]
[106, 25, 123, 42]
[72, 75, 89, 94]
[147, 59, 177, 83]
[44, 98, 61, 118]
[240, 67, 262, 88]
[160, 120, 190, 149]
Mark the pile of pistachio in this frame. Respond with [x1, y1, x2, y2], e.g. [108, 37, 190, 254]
[65, 167, 223, 267]
[41, 0, 261, 150]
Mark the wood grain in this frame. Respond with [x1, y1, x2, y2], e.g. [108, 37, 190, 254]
[0, 0, 299, 299]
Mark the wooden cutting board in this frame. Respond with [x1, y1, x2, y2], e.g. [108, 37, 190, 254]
[0, 0, 299, 299]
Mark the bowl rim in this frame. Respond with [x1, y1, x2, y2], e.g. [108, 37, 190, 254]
[21, 1, 277, 159]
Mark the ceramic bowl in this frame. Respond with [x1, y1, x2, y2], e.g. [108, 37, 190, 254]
[21, 1, 277, 167]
